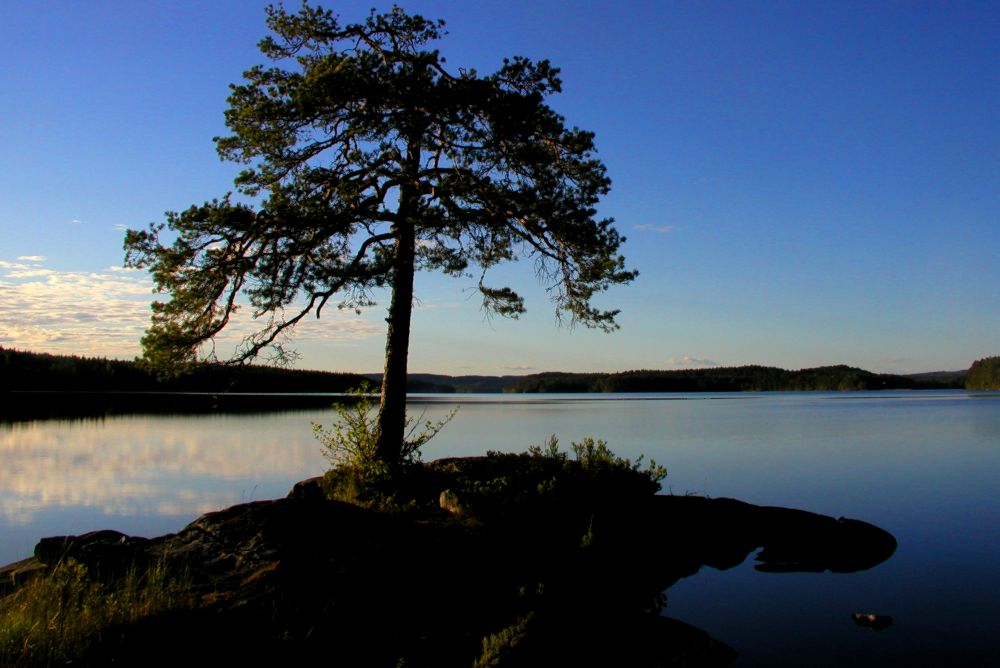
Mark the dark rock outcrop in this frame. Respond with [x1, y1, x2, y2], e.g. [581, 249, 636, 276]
[1, 464, 896, 667]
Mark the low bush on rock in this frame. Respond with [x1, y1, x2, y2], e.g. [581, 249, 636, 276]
[318, 430, 667, 526]
[313, 388, 456, 509]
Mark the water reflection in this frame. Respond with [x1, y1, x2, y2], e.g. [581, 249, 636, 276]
[0, 413, 328, 527]
[1, 391, 999, 664]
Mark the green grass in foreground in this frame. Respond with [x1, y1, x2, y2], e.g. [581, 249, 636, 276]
[0, 558, 192, 667]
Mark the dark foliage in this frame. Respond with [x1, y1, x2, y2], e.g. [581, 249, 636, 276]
[966, 356, 1000, 390]
[0, 347, 366, 394]
[503, 364, 965, 393]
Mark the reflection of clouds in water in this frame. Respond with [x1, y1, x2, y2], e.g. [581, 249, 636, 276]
[0, 414, 327, 525]
[155, 498, 240, 517]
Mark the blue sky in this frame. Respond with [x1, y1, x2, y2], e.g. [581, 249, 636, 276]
[1, 0, 997, 375]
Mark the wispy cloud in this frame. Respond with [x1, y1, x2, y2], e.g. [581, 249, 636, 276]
[504, 364, 536, 371]
[633, 224, 675, 234]
[0, 258, 384, 358]
[413, 300, 457, 311]
[663, 355, 718, 369]
[70, 219, 83, 225]
[0, 260, 153, 356]
[15, 255, 46, 262]
[258, 312, 383, 343]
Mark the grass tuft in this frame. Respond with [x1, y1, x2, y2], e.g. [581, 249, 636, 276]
[474, 612, 535, 668]
[0, 557, 192, 667]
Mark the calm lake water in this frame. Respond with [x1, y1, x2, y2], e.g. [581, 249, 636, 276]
[3, 391, 999, 665]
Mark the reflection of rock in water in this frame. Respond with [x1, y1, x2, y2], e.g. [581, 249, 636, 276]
[649, 495, 898, 585]
[0, 469, 896, 667]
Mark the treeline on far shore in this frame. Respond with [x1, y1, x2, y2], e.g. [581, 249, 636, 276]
[502, 365, 969, 393]
[966, 356, 1000, 390]
[0, 347, 368, 394]
[4, 347, 993, 396]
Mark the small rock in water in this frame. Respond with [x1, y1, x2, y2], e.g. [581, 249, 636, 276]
[852, 612, 893, 631]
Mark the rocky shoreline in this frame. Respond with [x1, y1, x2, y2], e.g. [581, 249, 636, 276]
[1, 457, 897, 667]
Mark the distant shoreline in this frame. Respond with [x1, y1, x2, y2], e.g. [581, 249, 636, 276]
[3, 386, 984, 422]
[2, 346, 969, 399]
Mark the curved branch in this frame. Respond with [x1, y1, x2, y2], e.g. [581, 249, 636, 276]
[315, 231, 396, 317]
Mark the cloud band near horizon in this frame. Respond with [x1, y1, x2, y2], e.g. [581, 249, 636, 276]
[0, 258, 384, 359]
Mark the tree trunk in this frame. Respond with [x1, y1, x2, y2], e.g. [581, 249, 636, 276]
[375, 207, 417, 465]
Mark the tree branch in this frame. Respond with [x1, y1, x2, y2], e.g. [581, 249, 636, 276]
[316, 231, 396, 317]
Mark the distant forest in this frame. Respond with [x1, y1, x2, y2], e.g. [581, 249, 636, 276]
[0, 347, 976, 395]
[966, 356, 1000, 390]
[0, 347, 367, 393]
[502, 365, 967, 393]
